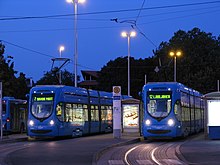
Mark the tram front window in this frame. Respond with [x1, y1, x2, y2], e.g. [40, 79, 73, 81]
[31, 96, 54, 119]
[147, 92, 171, 118]
[2, 103, 6, 114]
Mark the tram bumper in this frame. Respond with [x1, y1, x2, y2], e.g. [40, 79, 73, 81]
[144, 124, 179, 139]
[28, 125, 58, 137]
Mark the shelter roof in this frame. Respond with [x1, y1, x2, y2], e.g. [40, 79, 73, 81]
[203, 91, 220, 99]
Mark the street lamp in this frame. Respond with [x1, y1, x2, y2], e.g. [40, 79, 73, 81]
[121, 31, 136, 96]
[59, 46, 65, 84]
[66, 0, 85, 87]
[59, 46, 65, 56]
[169, 50, 182, 82]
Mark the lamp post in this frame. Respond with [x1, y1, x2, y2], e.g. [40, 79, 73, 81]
[121, 31, 136, 96]
[59, 46, 65, 84]
[66, 0, 85, 87]
[169, 50, 182, 82]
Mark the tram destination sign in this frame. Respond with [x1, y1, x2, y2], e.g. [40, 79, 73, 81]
[34, 96, 53, 102]
[149, 94, 171, 99]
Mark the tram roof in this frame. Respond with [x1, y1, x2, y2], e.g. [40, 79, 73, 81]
[144, 82, 202, 95]
[31, 85, 113, 98]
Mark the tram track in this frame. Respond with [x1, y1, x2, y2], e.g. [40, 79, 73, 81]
[97, 138, 190, 165]
[0, 142, 32, 165]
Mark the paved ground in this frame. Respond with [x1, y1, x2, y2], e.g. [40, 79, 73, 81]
[1, 132, 220, 165]
[179, 133, 220, 165]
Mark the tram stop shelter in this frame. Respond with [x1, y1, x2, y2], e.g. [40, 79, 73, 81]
[122, 98, 140, 133]
[203, 92, 220, 139]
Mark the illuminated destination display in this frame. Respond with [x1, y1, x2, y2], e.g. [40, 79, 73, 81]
[149, 94, 171, 99]
[34, 96, 53, 101]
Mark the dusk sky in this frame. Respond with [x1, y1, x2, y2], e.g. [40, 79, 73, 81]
[1, 0, 220, 82]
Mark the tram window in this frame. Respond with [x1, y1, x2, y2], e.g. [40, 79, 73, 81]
[65, 104, 73, 122]
[91, 105, 99, 121]
[64, 103, 85, 125]
[147, 99, 171, 117]
[73, 104, 82, 121]
[186, 108, 190, 121]
[107, 106, 112, 121]
[56, 103, 64, 122]
[73, 104, 77, 109]
[100, 106, 112, 121]
[174, 100, 181, 121]
[101, 106, 106, 121]
[82, 105, 88, 122]
[2, 103, 6, 114]
[148, 100, 156, 114]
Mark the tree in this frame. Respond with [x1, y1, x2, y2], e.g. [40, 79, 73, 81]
[0, 42, 29, 99]
[15, 73, 30, 99]
[97, 28, 220, 97]
[154, 27, 220, 93]
[97, 57, 155, 98]
[36, 68, 78, 86]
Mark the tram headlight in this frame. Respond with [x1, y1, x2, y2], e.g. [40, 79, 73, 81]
[145, 119, 151, 126]
[49, 120, 55, 126]
[167, 119, 175, 126]
[29, 120, 34, 126]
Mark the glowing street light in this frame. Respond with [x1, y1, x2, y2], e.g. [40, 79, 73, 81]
[59, 46, 65, 57]
[66, 0, 86, 87]
[169, 50, 182, 82]
[121, 31, 136, 96]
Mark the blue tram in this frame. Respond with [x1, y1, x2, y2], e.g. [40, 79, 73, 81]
[140, 82, 205, 139]
[2, 97, 27, 134]
[27, 85, 124, 138]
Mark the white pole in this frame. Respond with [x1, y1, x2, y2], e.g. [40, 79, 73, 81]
[0, 82, 2, 140]
[145, 74, 147, 84]
[74, 1, 78, 87]
[218, 80, 219, 91]
[113, 86, 122, 139]
[174, 56, 177, 82]
[127, 35, 130, 96]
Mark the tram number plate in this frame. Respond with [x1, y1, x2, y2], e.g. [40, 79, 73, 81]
[155, 126, 163, 129]
[38, 125, 43, 129]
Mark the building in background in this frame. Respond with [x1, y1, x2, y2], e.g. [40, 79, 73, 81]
[79, 70, 99, 89]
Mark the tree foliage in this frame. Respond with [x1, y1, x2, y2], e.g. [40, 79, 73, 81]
[36, 68, 77, 86]
[97, 28, 220, 98]
[97, 56, 156, 98]
[0, 42, 29, 99]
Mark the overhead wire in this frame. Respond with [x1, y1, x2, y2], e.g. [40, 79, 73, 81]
[138, 8, 220, 26]
[1, 40, 55, 58]
[117, 5, 220, 21]
[0, 1, 220, 21]
[1, 39, 96, 70]
[1, 1, 220, 71]
[111, 0, 158, 48]
[135, 0, 146, 24]
[133, 0, 158, 48]
[0, 3, 219, 34]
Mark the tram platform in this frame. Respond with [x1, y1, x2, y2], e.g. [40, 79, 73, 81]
[0, 132, 220, 164]
[0, 133, 27, 143]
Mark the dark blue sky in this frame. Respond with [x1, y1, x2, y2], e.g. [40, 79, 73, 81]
[1, 0, 220, 82]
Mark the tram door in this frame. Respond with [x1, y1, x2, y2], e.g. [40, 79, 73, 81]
[10, 101, 27, 133]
